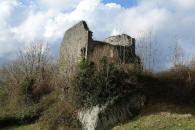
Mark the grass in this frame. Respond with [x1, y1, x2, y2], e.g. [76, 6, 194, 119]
[4, 103, 195, 130]
[1, 124, 79, 130]
[2, 123, 83, 130]
[1, 123, 40, 130]
[112, 103, 195, 130]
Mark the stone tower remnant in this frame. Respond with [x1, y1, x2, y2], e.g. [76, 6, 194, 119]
[59, 21, 140, 74]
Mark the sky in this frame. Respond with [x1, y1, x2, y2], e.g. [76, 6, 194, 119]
[0, 0, 195, 70]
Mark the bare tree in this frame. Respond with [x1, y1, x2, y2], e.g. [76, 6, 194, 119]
[136, 31, 160, 72]
[0, 42, 57, 104]
[189, 55, 195, 69]
[2, 42, 55, 84]
[16, 42, 55, 81]
[171, 36, 185, 68]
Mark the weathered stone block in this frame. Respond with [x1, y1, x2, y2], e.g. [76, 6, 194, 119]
[59, 21, 140, 75]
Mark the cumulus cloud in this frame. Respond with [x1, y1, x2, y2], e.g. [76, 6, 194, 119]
[38, 0, 81, 10]
[0, 0, 21, 59]
[68, 0, 122, 39]
[37, 0, 83, 10]
[112, 2, 169, 36]
[11, 0, 122, 44]
[0, 0, 195, 70]
[110, 0, 195, 69]
[0, 0, 122, 62]
[170, 0, 195, 10]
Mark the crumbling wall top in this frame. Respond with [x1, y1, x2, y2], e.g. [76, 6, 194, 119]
[67, 21, 89, 32]
[104, 34, 135, 46]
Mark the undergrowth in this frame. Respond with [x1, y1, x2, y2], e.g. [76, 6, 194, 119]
[70, 57, 142, 109]
[0, 50, 195, 130]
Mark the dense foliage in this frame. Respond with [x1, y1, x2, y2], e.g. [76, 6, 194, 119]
[0, 106, 40, 128]
[70, 57, 142, 109]
[0, 44, 195, 129]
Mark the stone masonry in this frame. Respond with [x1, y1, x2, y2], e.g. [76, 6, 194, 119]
[59, 21, 140, 74]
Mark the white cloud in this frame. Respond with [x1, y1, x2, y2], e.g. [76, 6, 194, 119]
[0, 0, 195, 70]
[11, 0, 122, 44]
[12, 10, 55, 43]
[170, 0, 195, 10]
[112, 5, 169, 37]
[0, 0, 20, 59]
[0, 0, 18, 28]
[67, 0, 122, 39]
[39, 0, 81, 10]
[109, 0, 195, 70]
[105, 3, 121, 8]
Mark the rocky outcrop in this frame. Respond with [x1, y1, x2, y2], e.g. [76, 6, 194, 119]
[78, 94, 146, 130]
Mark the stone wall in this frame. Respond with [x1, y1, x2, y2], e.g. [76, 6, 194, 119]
[104, 34, 135, 55]
[88, 41, 119, 63]
[59, 21, 92, 75]
[104, 34, 135, 46]
[88, 41, 139, 64]
[59, 21, 140, 75]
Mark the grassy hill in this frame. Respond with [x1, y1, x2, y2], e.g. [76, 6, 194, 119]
[1, 124, 39, 130]
[0, 44, 194, 130]
[4, 103, 195, 130]
[113, 103, 195, 130]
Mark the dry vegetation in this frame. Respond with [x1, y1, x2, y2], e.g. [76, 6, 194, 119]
[0, 37, 195, 130]
[113, 103, 195, 130]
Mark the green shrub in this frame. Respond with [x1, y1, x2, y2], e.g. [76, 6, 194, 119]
[0, 106, 40, 128]
[0, 90, 7, 103]
[71, 57, 141, 109]
[19, 77, 35, 103]
[20, 77, 35, 95]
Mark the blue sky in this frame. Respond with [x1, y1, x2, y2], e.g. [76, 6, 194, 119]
[17, 0, 138, 8]
[103, 0, 137, 8]
[17, 0, 30, 4]
[0, 0, 195, 70]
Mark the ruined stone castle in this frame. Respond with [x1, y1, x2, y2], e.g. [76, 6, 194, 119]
[59, 21, 140, 74]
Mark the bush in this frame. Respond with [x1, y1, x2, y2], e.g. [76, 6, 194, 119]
[19, 77, 35, 103]
[138, 68, 195, 105]
[0, 90, 7, 103]
[0, 43, 57, 128]
[20, 77, 35, 96]
[0, 43, 56, 106]
[0, 106, 40, 128]
[39, 101, 81, 130]
[70, 57, 142, 109]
